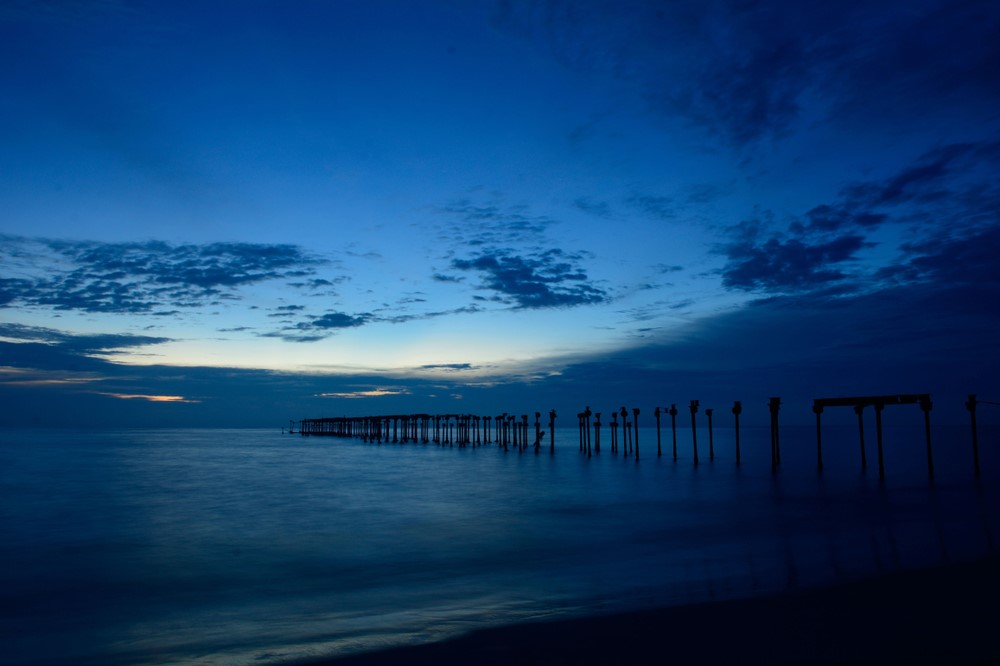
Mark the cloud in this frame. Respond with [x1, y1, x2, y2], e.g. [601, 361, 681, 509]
[263, 310, 372, 342]
[720, 227, 869, 293]
[0, 323, 171, 353]
[419, 363, 476, 371]
[435, 197, 555, 248]
[573, 197, 612, 217]
[451, 248, 607, 308]
[0, 237, 325, 314]
[493, 1, 1000, 147]
[720, 139, 1000, 295]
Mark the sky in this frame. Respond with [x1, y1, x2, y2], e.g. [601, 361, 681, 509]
[1, 0, 998, 428]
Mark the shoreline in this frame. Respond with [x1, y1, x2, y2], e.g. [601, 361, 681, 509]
[288, 555, 1000, 665]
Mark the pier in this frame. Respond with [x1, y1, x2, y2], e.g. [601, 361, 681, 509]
[294, 392, 992, 479]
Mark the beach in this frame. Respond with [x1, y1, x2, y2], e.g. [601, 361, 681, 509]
[300, 556, 1000, 665]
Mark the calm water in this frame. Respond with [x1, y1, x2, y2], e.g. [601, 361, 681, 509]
[1, 423, 998, 665]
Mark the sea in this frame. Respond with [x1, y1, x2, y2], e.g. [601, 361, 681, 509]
[2, 421, 998, 665]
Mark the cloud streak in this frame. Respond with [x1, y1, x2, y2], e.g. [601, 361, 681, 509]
[0, 237, 325, 314]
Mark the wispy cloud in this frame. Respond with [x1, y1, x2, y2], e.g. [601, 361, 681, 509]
[451, 248, 607, 308]
[717, 140, 1000, 295]
[0, 237, 327, 314]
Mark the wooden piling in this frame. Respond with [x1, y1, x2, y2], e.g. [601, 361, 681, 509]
[732, 401, 742, 466]
[690, 400, 699, 465]
[966, 395, 980, 478]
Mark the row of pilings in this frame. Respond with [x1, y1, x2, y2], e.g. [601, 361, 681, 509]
[298, 411, 558, 453]
[295, 394, 994, 480]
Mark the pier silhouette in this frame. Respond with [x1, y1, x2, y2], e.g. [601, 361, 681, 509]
[295, 392, 992, 480]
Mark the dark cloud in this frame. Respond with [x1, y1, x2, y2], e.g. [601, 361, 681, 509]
[451, 248, 607, 308]
[420, 363, 476, 371]
[627, 194, 676, 220]
[721, 228, 869, 293]
[436, 197, 555, 247]
[721, 139, 1000, 295]
[493, 1, 1000, 147]
[573, 197, 611, 217]
[878, 224, 1000, 287]
[0, 237, 326, 314]
[432, 273, 464, 283]
[263, 310, 372, 342]
[0, 323, 171, 354]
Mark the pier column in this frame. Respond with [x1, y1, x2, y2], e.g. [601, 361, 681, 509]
[610, 413, 618, 454]
[854, 405, 867, 471]
[669, 404, 678, 460]
[655, 407, 662, 457]
[594, 413, 601, 453]
[769, 397, 781, 470]
[689, 400, 700, 465]
[966, 395, 980, 478]
[706, 408, 714, 461]
[875, 403, 886, 481]
[732, 401, 742, 465]
[813, 404, 824, 472]
[585, 407, 592, 457]
[549, 410, 557, 455]
[620, 407, 629, 457]
[633, 407, 640, 462]
[921, 396, 934, 480]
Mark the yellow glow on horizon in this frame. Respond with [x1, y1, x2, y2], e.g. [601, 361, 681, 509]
[96, 392, 199, 403]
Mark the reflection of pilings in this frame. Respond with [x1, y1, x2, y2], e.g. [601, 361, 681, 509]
[732, 401, 742, 465]
[690, 400, 700, 466]
[769, 397, 782, 470]
[669, 404, 678, 460]
[967, 395, 980, 478]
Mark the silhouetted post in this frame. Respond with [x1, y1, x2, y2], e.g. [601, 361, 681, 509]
[534, 412, 541, 452]
[854, 405, 867, 471]
[690, 400, 700, 465]
[655, 407, 662, 457]
[706, 408, 714, 461]
[669, 404, 678, 460]
[594, 412, 601, 453]
[502, 413, 509, 452]
[920, 396, 934, 480]
[633, 408, 640, 461]
[610, 412, 618, 453]
[585, 406, 592, 457]
[875, 403, 886, 480]
[621, 407, 629, 457]
[732, 401, 742, 465]
[521, 415, 529, 452]
[966, 395, 980, 478]
[769, 397, 781, 470]
[813, 404, 824, 472]
[549, 409, 557, 455]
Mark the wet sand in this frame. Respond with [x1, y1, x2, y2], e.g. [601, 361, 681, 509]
[291, 556, 1000, 665]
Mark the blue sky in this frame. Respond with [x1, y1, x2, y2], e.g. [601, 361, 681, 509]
[2, 0, 998, 427]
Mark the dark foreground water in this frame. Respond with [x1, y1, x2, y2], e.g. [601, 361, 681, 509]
[1, 423, 998, 665]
